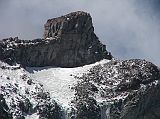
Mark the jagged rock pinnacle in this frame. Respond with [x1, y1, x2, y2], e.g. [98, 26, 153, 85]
[44, 11, 92, 38]
[0, 11, 112, 67]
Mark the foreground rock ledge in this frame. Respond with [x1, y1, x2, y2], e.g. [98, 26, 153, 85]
[0, 11, 112, 67]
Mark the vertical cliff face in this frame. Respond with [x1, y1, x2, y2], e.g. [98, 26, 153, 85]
[0, 11, 112, 67]
[43, 11, 112, 67]
[44, 11, 96, 39]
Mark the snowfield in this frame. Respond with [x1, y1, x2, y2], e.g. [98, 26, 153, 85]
[0, 59, 110, 119]
[26, 59, 110, 108]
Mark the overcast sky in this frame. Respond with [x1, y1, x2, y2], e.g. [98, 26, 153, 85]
[0, 0, 160, 66]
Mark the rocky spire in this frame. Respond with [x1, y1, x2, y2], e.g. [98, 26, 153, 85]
[44, 11, 93, 38]
[0, 11, 112, 67]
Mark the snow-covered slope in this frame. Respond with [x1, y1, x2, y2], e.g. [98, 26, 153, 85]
[0, 58, 160, 119]
[0, 59, 110, 119]
[0, 61, 62, 119]
[26, 59, 110, 108]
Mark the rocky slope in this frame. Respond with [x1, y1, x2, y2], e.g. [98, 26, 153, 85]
[0, 62, 62, 119]
[73, 59, 160, 119]
[0, 11, 160, 119]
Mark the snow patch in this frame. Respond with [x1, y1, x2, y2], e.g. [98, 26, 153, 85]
[25, 113, 39, 119]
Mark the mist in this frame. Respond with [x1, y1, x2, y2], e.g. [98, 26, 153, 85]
[0, 0, 159, 66]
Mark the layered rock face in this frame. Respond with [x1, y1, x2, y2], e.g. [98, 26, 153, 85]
[0, 11, 112, 67]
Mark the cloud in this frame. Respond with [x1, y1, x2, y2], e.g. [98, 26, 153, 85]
[0, 0, 159, 66]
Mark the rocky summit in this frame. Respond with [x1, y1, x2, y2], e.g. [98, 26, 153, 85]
[0, 11, 160, 119]
[0, 11, 112, 68]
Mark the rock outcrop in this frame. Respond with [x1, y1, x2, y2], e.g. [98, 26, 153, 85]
[74, 59, 160, 119]
[0, 11, 112, 67]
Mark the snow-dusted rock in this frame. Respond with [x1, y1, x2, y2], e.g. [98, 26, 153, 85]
[0, 62, 62, 119]
[0, 58, 160, 119]
[0, 11, 112, 68]
[73, 59, 160, 119]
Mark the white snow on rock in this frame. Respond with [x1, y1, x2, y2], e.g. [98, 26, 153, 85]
[0, 61, 48, 119]
[25, 113, 39, 119]
[26, 59, 110, 108]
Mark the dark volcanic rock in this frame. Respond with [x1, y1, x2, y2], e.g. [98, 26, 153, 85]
[74, 59, 160, 119]
[37, 100, 62, 119]
[76, 97, 101, 119]
[0, 11, 112, 67]
[0, 94, 12, 119]
[120, 84, 160, 119]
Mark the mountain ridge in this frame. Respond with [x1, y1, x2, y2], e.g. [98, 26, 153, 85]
[0, 11, 160, 119]
[0, 11, 112, 68]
